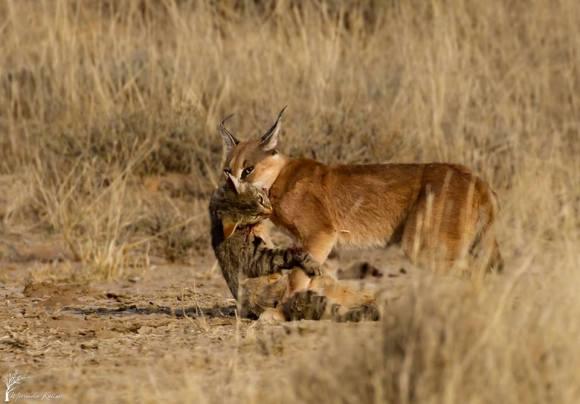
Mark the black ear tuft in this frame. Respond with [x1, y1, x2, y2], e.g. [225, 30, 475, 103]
[219, 114, 239, 153]
[260, 106, 287, 151]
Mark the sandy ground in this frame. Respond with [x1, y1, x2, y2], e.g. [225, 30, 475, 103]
[0, 185, 414, 403]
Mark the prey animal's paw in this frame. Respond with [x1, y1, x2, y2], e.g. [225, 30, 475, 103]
[283, 290, 328, 321]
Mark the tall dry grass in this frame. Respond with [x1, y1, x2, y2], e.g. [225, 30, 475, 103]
[0, 0, 579, 402]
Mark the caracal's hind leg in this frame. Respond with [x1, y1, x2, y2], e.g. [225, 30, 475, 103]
[400, 191, 428, 265]
[400, 190, 466, 271]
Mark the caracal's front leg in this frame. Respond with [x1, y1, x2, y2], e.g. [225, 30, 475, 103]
[303, 229, 338, 265]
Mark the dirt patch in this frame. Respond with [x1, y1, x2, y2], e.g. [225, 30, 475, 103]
[0, 229, 408, 403]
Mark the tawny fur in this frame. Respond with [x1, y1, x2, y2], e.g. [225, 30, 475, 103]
[220, 111, 502, 272]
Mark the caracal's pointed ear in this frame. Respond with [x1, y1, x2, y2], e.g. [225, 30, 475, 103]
[259, 106, 287, 152]
[221, 217, 239, 239]
[225, 172, 241, 194]
[219, 114, 239, 154]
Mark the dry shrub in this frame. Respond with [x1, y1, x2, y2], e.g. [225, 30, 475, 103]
[25, 158, 144, 279]
[22, 156, 209, 276]
[284, 267, 580, 404]
[132, 193, 209, 262]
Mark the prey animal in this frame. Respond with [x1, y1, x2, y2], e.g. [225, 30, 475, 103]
[209, 175, 379, 321]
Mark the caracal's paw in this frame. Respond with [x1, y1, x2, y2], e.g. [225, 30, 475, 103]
[288, 247, 322, 277]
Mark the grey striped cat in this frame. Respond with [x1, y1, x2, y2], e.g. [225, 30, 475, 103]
[209, 174, 378, 321]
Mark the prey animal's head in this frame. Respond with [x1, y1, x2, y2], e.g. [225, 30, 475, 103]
[219, 107, 288, 190]
[214, 173, 273, 238]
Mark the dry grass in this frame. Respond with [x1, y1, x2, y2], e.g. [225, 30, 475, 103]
[0, 0, 579, 403]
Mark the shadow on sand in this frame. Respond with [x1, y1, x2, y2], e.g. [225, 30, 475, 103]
[63, 303, 238, 319]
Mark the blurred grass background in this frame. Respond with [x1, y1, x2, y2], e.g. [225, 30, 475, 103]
[0, 1, 578, 402]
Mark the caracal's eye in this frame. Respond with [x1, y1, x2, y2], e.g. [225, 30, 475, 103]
[258, 194, 265, 205]
[241, 166, 254, 179]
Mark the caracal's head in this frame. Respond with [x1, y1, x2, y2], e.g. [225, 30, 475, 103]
[219, 107, 287, 190]
[215, 173, 273, 238]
